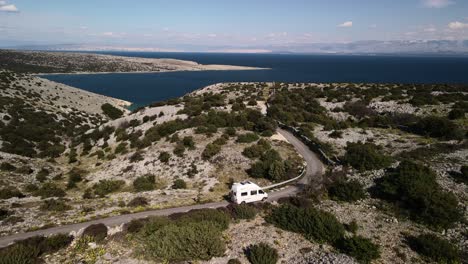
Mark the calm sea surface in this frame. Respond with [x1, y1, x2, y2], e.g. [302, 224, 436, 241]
[42, 52, 468, 106]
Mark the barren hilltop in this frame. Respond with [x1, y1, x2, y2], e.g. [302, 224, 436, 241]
[0, 56, 467, 263]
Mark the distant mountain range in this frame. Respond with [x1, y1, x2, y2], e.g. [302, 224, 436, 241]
[5, 40, 468, 55]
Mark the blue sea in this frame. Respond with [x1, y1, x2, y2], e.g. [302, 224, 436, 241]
[42, 52, 468, 107]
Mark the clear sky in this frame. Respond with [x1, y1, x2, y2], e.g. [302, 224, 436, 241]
[0, 0, 467, 50]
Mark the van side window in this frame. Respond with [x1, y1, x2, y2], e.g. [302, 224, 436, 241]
[259, 190, 264, 194]
[251, 190, 258, 195]
[241, 192, 248, 196]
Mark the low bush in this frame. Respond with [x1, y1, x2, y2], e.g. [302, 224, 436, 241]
[277, 196, 315, 208]
[82, 223, 108, 242]
[101, 103, 123, 120]
[409, 116, 464, 140]
[227, 204, 258, 220]
[202, 143, 221, 160]
[114, 142, 128, 154]
[158, 151, 171, 163]
[334, 236, 380, 264]
[127, 197, 149, 207]
[133, 174, 156, 192]
[92, 180, 125, 197]
[182, 136, 196, 149]
[172, 208, 231, 231]
[36, 168, 49, 182]
[328, 180, 366, 202]
[266, 204, 345, 244]
[140, 221, 225, 262]
[344, 142, 392, 171]
[0, 187, 24, 199]
[406, 234, 460, 264]
[172, 179, 187, 189]
[246, 243, 279, 264]
[40, 199, 71, 212]
[228, 259, 242, 264]
[345, 220, 359, 234]
[237, 133, 260, 143]
[373, 161, 462, 229]
[242, 139, 271, 159]
[35, 183, 66, 198]
[0, 208, 9, 220]
[173, 143, 185, 157]
[66, 168, 85, 189]
[0, 234, 73, 264]
[0, 162, 16, 171]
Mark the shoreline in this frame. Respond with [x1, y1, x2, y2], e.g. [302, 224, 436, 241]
[32, 66, 270, 76]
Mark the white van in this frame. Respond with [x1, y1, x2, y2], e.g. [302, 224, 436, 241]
[230, 181, 268, 204]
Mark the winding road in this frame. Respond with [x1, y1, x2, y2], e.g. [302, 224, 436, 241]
[0, 128, 324, 248]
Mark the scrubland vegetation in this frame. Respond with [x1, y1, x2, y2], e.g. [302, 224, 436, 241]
[1, 74, 466, 263]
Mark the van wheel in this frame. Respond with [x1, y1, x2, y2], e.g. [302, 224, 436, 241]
[241, 201, 246, 205]
[262, 197, 267, 202]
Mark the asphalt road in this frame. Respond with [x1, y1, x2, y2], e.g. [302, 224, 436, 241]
[0, 128, 324, 248]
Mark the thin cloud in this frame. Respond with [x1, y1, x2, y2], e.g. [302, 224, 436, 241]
[422, 0, 454, 8]
[338, 21, 353, 27]
[448, 21, 468, 30]
[0, 1, 19, 12]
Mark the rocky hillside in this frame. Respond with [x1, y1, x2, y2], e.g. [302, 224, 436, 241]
[1, 75, 467, 264]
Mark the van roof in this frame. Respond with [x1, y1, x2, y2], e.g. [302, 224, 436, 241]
[231, 181, 261, 191]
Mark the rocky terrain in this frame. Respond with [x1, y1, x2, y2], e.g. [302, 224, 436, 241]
[0, 50, 263, 74]
[1, 74, 467, 264]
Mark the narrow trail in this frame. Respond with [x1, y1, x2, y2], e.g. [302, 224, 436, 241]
[0, 128, 324, 248]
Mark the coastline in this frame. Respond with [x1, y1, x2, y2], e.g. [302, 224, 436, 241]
[32, 66, 270, 76]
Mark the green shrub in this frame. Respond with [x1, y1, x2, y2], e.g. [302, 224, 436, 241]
[247, 243, 279, 264]
[334, 236, 380, 264]
[0, 234, 72, 264]
[237, 133, 260, 143]
[406, 234, 460, 264]
[228, 204, 258, 220]
[243, 139, 271, 159]
[172, 179, 187, 189]
[129, 151, 144, 162]
[92, 180, 125, 197]
[114, 142, 128, 154]
[82, 223, 108, 242]
[101, 103, 124, 120]
[36, 168, 49, 182]
[0, 208, 9, 220]
[373, 161, 462, 229]
[410, 116, 464, 140]
[345, 220, 359, 234]
[0, 243, 40, 264]
[140, 221, 225, 261]
[133, 174, 156, 192]
[328, 180, 366, 202]
[0, 162, 16, 171]
[127, 197, 149, 207]
[202, 143, 221, 160]
[35, 183, 66, 198]
[173, 208, 231, 231]
[158, 151, 171, 163]
[67, 168, 85, 189]
[0, 187, 24, 199]
[448, 108, 465, 120]
[182, 136, 196, 149]
[228, 259, 242, 264]
[344, 142, 392, 171]
[40, 199, 71, 211]
[266, 204, 345, 244]
[173, 143, 185, 157]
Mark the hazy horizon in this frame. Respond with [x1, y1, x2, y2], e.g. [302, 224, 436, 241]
[1, 0, 468, 53]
